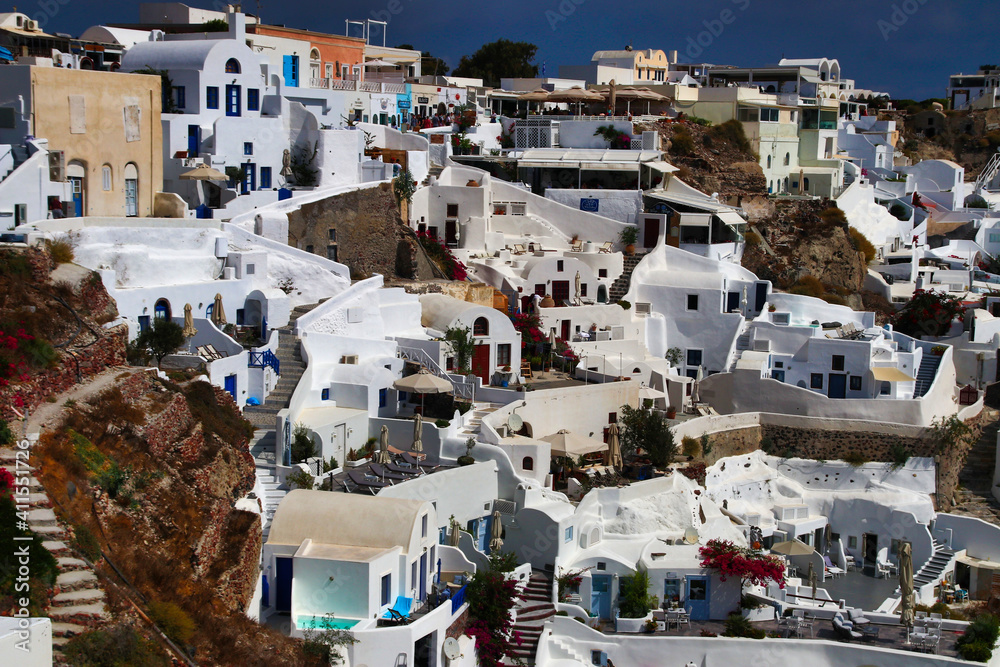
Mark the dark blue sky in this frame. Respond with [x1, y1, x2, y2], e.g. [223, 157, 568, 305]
[38, 0, 998, 100]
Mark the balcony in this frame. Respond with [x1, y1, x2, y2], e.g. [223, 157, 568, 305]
[309, 77, 331, 89]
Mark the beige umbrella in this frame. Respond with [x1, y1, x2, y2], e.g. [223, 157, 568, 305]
[489, 510, 503, 551]
[541, 429, 608, 458]
[518, 88, 550, 114]
[211, 293, 227, 327]
[179, 164, 229, 181]
[638, 385, 665, 408]
[602, 86, 646, 115]
[377, 425, 392, 464]
[607, 422, 623, 469]
[449, 517, 461, 546]
[394, 369, 453, 415]
[770, 539, 815, 556]
[899, 541, 915, 632]
[182, 303, 197, 338]
[806, 561, 816, 600]
[691, 366, 703, 404]
[412, 412, 423, 453]
[547, 86, 603, 115]
[574, 271, 582, 304]
[608, 79, 617, 115]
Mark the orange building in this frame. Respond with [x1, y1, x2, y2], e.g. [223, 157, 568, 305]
[247, 24, 366, 87]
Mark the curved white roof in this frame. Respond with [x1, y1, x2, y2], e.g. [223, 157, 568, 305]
[79, 26, 152, 47]
[267, 489, 426, 551]
[419, 293, 491, 331]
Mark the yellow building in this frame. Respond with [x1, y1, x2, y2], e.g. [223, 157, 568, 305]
[0, 66, 163, 217]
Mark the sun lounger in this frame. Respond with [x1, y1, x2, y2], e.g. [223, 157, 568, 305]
[347, 470, 389, 495]
[570, 239, 582, 252]
[205, 343, 227, 359]
[385, 461, 423, 477]
[399, 452, 438, 471]
[513, 244, 527, 255]
[382, 596, 413, 625]
[598, 241, 613, 254]
[368, 463, 411, 483]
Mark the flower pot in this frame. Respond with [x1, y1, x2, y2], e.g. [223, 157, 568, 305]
[625, 244, 636, 256]
[666, 407, 677, 419]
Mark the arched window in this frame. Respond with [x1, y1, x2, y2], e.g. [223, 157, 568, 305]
[154, 299, 171, 321]
[101, 165, 112, 191]
[225, 58, 241, 74]
[473, 317, 489, 336]
[766, 155, 772, 169]
[79, 57, 94, 70]
[522, 456, 534, 471]
[784, 153, 790, 166]
[310, 48, 321, 62]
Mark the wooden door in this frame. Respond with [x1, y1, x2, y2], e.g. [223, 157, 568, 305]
[561, 320, 571, 342]
[472, 344, 490, 383]
[643, 217, 661, 248]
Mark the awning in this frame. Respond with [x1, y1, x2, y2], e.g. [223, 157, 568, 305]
[716, 209, 747, 228]
[872, 367, 916, 382]
[679, 213, 712, 227]
[0, 47, 12, 62]
[580, 162, 639, 171]
[645, 160, 678, 174]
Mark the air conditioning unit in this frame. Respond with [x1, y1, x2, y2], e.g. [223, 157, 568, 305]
[26, 20, 37, 31]
[48, 150, 65, 183]
[340, 355, 359, 365]
[635, 302, 651, 316]
[610, 326, 625, 341]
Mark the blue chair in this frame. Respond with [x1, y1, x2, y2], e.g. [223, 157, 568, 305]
[382, 596, 414, 625]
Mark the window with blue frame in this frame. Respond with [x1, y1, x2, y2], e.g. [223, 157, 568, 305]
[225, 58, 241, 74]
[244, 142, 253, 156]
[565, 526, 574, 543]
[173, 86, 186, 110]
[260, 167, 272, 189]
[321, 388, 330, 401]
[379, 388, 387, 408]
[247, 88, 260, 111]
[206, 86, 219, 110]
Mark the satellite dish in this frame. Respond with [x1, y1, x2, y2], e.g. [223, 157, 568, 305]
[507, 413, 524, 433]
[684, 527, 699, 545]
[443, 637, 461, 661]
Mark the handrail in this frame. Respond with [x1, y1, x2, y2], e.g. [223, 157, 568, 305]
[451, 584, 467, 613]
[249, 349, 280, 375]
[396, 345, 474, 400]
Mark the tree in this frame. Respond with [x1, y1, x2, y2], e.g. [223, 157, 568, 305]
[892, 289, 965, 338]
[617, 405, 675, 468]
[466, 554, 522, 667]
[444, 326, 477, 372]
[291, 423, 317, 464]
[134, 318, 184, 365]
[393, 168, 416, 205]
[618, 568, 658, 618]
[396, 45, 450, 77]
[452, 39, 539, 89]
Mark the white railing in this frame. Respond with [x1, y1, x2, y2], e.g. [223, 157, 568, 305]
[309, 77, 331, 89]
[383, 83, 407, 94]
[359, 81, 381, 93]
[330, 79, 356, 91]
[396, 345, 474, 401]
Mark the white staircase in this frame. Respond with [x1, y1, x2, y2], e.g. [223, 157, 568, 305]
[549, 636, 588, 664]
[256, 466, 289, 541]
[458, 402, 503, 437]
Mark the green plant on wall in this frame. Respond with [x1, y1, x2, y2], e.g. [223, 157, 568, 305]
[444, 326, 476, 372]
[290, 142, 320, 187]
[393, 168, 416, 204]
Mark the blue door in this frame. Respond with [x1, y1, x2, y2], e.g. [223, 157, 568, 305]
[224, 374, 237, 400]
[686, 576, 710, 621]
[282, 55, 299, 88]
[592, 574, 612, 619]
[828, 374, 847, 399]
[226, 84, 241, 117]
[187, 124, 200, 157]
[69, 177, 84, 216]
[419, 553, 427, 601]
[241, 163, 256, 195]
[137, 315, 151, 333]
[275, 557, 293, 612]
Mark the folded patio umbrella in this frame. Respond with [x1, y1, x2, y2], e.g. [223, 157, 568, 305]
[607, 422, 623, 469]
[182, 303, 197, 338]
[899, 541, 915, 630]
[449, 517, 461, 546]
[489, 509, 503, 551]
[377, 425, 392, 465]
[212, 293, 227, 327]
[412, 412, 423, 453]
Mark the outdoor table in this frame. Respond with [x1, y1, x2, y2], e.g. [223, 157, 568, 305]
[861, 625, 879, 639]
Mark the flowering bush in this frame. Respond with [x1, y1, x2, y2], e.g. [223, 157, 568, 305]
[416, 231, 467, 282]
[0, 323, 52, 386]
[466, 564, 523, 667]
[511, 312, 545, 349]
[557, 567, 591, 600]
[699, 539, 785, 589]
[0, 467, 13, 498]
[892, 289, 965, 338]
[498, 126, 515, 149]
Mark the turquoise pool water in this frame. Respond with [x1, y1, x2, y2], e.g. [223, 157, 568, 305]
[297, 616, 359, 630]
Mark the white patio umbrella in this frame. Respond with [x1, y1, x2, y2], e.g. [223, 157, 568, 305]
[211, 293, 227, 327]
[412, 412, 423, 453]
[899, 541, 916, 633]
[377, 425, 392, 465]
[182, 303, 197, 338]
[638, 384, 665, 408]
[365, 58, 396, 67]
[393, 369, 453, 415]
[607, 422, 623, 469]
[541, 429, 608, 458]
[574, 271, 582, 304]
[449, 517, 461, 546]
[489, 510, 503, 551]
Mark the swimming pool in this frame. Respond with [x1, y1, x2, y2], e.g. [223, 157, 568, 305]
[296, 616, 360, 630]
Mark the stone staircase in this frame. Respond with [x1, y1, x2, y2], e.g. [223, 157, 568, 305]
[257, 465, 288, 541]
[951, 408, 1000, 522]
[609, 253, 645, 303]
[422, 164, 444, 186]
[507, 572, 556, 666]
[914, 538, 958, 588]
[913, 352, 942, 398]
[458, 403, 503, 438]
[1, 446, 109, 657]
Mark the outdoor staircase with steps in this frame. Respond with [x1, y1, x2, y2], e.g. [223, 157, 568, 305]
[609, 253, 646, 303]
[1, 145, 28, 183]
[951, 409, 1000, 522]
[506, 572, 555, 666]
[549, 636, 588, 664]
[458, 403, 503, 438]
[913, 351, 942, 398]
[914, 538, 958, 588]
[727, 322, 754, 372]
[257, 465, 288, 541]
[422, 164, 444, 186]
[1, 446, 110, 656]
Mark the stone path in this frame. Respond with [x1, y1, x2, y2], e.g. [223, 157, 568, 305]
[25, 366, 133, 434]
[950, 407, 1000, 524]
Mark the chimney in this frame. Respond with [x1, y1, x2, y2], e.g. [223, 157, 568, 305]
[228, 8, 246, 42]
[668, 50, 678, 64]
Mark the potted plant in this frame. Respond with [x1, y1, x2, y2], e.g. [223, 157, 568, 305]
[619, 225, 639, 255]
[458, 438, 476, 466]
[931, 345, 947, 356]
[666, 406, 677, 420]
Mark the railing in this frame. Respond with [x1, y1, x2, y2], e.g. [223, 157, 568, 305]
[359, 81, 382, 93]
[383, 83, 407, 94]
[451, 584, 467, 613]
[396, 345, 474, 400]
[249, 349, 280, 375]
[975, 150, 1000, 192]
[309, 77, 331, 89]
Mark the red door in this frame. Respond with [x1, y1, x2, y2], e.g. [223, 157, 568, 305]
[472, 345, 490, 383]
[561, 320, 571, 342]
[552, 280, 570, 305]
[643, 217, 660, 248]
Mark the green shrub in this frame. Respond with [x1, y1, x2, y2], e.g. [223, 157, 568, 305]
[708, 120, 753, 155]
[291, 423, 316, 464]
[849, 227, 877, 264]
[681, 435, 701, 458]
[72, 525, 102, 562]
[889, 443, 912, 471]
[45, 237, 75, 264]
[618, 300, 631, 310]
[286, 469, 314, 490]
[148, 600, 195, 645]
[0, 419, 13, 446]
[63, 624, 168, 667]
[842, 450, 869, 468]
[670, 129, 695, 156]
[618, 568, 658, 618]
[435, 419, 450, 428]
[723, 613, 765, 639]
[958, 614, 1000, 662]
[745, 229, 762, 247]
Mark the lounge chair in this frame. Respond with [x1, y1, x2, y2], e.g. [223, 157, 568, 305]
[382, 596, 414, 625]
[385, 461, 423, 477]
[368, 463, 410, 483]
[399, 452, 438, 471]
[512, 244, 527, 255]
[824, 555, 845, 579]
[831, 612, 862, 641]
[205, 343, 227, 359]
[598, 241, 613, 254]
[846, 608, 870, 627]
[346, 470, 389, 495]
[570, 239, 583, 252]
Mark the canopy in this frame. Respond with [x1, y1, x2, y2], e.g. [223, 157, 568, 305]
[518, 88, 551, 101]
[638, 386, 665, 401]
[541, 429, 608, 457]
[180, 164, 228, 181]
[769, 539, 814, 556]
[872, 367, 916, 382]
[393, 369, 453, 394]
[365, 59, 396, 67]
[634, 88, 668, 101]
[547, 86, 603, 103]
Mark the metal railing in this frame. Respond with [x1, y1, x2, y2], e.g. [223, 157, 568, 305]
[396, 345, 474, 400]
[249, 349, 280, 375]
[451, 584, 467, 613]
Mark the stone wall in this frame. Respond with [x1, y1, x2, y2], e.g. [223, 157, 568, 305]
[286, 183, 439, 281]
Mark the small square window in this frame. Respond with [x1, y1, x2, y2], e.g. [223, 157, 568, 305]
[596, 561, 606, 571]
[446, 203, 459, 217]
[832, 355, 845, 371]
[774, 361, 784, 369]
[557, 260, 564, 272]
[305, 244, 314, 253]
[580, 283, 587, 297]
[848, 536, 858, 548]
[321, 388, 330, 400]
[243, 142, 253, 156]
[687, 349, 703, 367]
[880, 381, 891, 395]
[329, 229, 337, 241]
[564, 526, 573, 543]
[687, 294, 699, 311]
[850, 376, 862, 391]
[245, 263, 255, 275]
[811, 373, 823, 389]
[599, 268, 608, 278]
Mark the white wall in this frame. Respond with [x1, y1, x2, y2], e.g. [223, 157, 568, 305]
[0, 618, 51, 667]
[544, 189, 642, 224]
